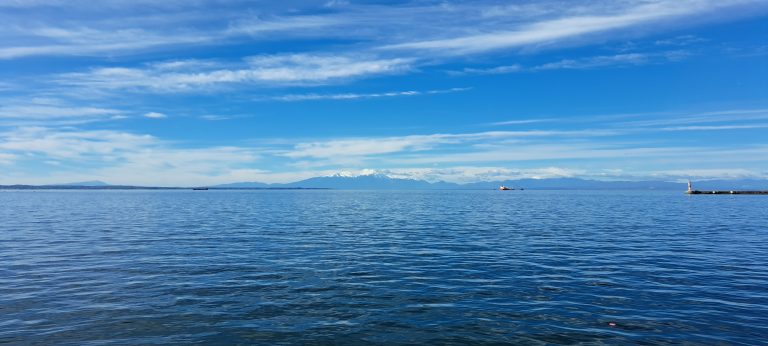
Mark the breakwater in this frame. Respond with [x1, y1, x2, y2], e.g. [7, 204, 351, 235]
[687, 190, 768, 195]
[685, 180, 768, 194]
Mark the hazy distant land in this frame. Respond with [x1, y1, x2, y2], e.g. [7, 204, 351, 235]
[3, 174, 767, 191]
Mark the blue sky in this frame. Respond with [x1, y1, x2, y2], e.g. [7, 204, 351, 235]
[1, 0, 767, 186]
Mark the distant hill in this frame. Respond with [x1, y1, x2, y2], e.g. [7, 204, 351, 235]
[213, 174, 768, 191]
[59, 180, 111, 187]
[279, 173, 458, 190]
[213, 174, 692, 190]
[463, 178, 684, 190]
[213, 181, 271, 188]
[212, 173, 460, 190]
[4, 174, 765, 191]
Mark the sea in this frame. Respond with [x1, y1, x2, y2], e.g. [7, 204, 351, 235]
[1, 189, 767, 345]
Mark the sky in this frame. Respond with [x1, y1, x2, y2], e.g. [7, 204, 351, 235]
[0, 0, 767, 186]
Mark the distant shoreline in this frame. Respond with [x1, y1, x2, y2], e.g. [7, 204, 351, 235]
[0, 185, 330, 190]
[0, 186, 692, 191]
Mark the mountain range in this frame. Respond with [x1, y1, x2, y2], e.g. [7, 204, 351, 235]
[4, 174, 767, 190]
[213, 173, 768, 191]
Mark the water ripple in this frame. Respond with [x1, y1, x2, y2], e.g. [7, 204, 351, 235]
[1, 190, 767, 344]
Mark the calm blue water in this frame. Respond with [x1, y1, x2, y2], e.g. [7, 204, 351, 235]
[1, 190, 767, 345]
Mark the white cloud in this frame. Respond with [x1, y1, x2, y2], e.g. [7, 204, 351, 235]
[57, 54, 412, 92]
[449, 65, 522, 76]
[661, 124, 768, 131]
[227, 15, 342, 36]
[487, 108, 768, 130]
[269, 87, 469, 102]
[231, 165, 767, 185]
[648, 168, 767, 180]
[94, 147, 259, 186]
[0, 126, 261, 186]
[382, 0, 758, 54]
[2, 105, 768, 185]
[0, 97, 128, 126]
[282, 129, 619, 161]
[243, 54, 411, 82]
[144, 112, 167, 119]
[0, 27, 216, 60]
[0, 152, 17, 165]
[533, 53, 652, 70]
[199, 115, 232, 121]
[331, 166, 587, 183]
[619, 108, 768, 127]
[0, 8, 348, 60]
[384, 144, 698, 166]
[285, 136, 440, 159]
[655, 34, 707, 46]
[490, 118, 557, 126]
[0, 127, 155, 159]
[453, 51, 689, 75]
[1, 0, 762, 64]
[0, 104, 122, 119]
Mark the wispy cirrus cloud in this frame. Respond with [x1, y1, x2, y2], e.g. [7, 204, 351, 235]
[0, 126, 260, 186]
[449, 65, 522, 76]
[268, 87, 470, 102]
[199, 114, 233, 121]
[655, 34, 708, 46]
[660, 124, 768, 131]
[2, 106, 768, 185]
[382, 0, 761, 55]
[489, 108, 768, 129]
[226, 15, 343, 37]
[0, 126, 155, 159]
[378, 144, 768, 171]
[3, 0, 760, 102]
[533, 51, 689, 70]
[0, 104, 122, 119]
[617, 108, 768, 127]
[144, 112, 167, 119]
[2, 0, 762, 62]
[0, 27, 217, 60]
[277, 107, 768, 169]
[1, 2, 765, 186]
[452, 51, 689, 75]
[0, 98, 126, 126]
[0, 5, 347, 60]
[283, 129, 620, 160]
[490, 118, 559, 126]
[56, 54, 412, 92]
[647, 168, 768, 180]
[0, 152, 17, 165]
[387, 166, 768, 183]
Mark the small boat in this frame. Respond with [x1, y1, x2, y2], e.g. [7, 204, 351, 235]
[499, 185, 512, 190]
[192, 187, 209, 190]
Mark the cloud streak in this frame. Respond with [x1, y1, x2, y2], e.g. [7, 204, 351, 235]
[268, 87, 470, 102]
[56, 54, 412, 92]
[2, 105, 768, 185]
[144, 112, 167, 119]
[2, 0, 761, 63]
[281, 129, 621, 163]
[382, 0, 760, 55]
[451, 51, 690, 75]
[0, 126, 260, 186]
